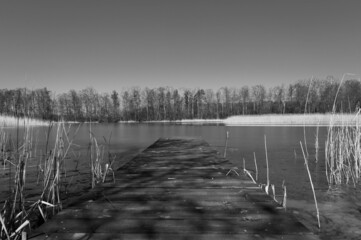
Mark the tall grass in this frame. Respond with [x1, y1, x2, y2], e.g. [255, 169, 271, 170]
[0, 120, 79, 239]
[39, 122, 79, 214]
[325, 74, 361, 186]
[88, 127, 115, 188]
[1, 122, 34, 239]
[325, 112, 361, 186]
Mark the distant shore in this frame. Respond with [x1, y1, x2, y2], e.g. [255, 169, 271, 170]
[3, 113, 360, 127]
[123, 113, 361, 126]
[225, 113, 361, 126]
[0, 115, 49, 127]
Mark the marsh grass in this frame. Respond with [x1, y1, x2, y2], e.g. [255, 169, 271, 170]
[0, 120, 80, 239]
[325, 74, 361, 187]
[89, 128, 116, 188]
[0, 121, 37, 239]
[325, 113, 361, 186]
[39, 122, 80, 214]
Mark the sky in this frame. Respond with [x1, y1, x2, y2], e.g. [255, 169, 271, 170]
[0, 0, 360, 93]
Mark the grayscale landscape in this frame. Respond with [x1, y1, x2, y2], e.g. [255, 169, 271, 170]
[1, 1, 361, 239]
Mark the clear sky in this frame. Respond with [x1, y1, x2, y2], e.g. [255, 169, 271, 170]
[0, 0, 360, 93]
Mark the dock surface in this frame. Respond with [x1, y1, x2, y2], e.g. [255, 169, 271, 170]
[31, 138, 318, 240]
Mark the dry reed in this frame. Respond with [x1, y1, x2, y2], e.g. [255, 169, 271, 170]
[303, 78, 313, 158]
[281, 180, 287, 210]
[1, 121, 35, 239]
[325, 117, 361, 186]
[264, 135, 270, 194]
[325, 73, 361, 186]
[300, 141, 321, 229]
[1, 120, 80, 239]
[253, 152, 258, 181]
[315, 124, 319, 162]
[223, 131, 229, 158]
[242, 158, 256, 184]
[89, 128, 116, 188]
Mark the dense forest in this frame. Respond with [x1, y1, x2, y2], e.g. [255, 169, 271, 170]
[1, 76, 361, 122]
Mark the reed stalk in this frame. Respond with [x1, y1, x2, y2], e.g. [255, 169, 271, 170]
[315, 123, 319, 162]
[282, 180, 287, 210]
[89, 130, 116, 187]
[223, 131, 229, 158]
[226, 167, 239, 176]
[303, 77, 313, 158]
[241, 157, 256, 183]
[253, 152, 258, 181]
[264, 135, 270, 194]
[270, 184, 275, 202]
[243, 168, 256, 184]
[300, 141, 320, 229]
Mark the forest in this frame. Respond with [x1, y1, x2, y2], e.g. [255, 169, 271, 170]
[1, 76, 361, 122]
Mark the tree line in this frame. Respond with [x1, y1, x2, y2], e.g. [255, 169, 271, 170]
[1, 76, 361, 122]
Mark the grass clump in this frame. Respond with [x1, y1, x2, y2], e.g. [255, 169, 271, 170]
[325, 73, 361, 186]
[325, 112, 361, 186]
[0, 120, 79, 239]
[88, 127, 115, 188]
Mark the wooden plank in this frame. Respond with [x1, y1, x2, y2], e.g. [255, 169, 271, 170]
[30, 232, 319, 240]
[33, 216, 310, 235]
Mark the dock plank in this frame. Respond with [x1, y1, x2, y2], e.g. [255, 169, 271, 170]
[30, 138, 319, 239]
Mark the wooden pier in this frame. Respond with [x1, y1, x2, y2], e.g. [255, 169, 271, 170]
[30, 138, 318, 240]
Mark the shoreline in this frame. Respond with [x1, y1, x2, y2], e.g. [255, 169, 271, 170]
[119, 113, 361, 126]
[0, 115, 49, 127]
[225, 113, 361, 126]
[3, 113, 360, 127]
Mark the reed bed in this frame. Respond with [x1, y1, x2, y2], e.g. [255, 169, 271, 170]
[0, 121, 80, 239]
[0, 115, 48, 127]
[325, 111, 361, 186]
[1, 124, 35, 239]
[89, 129, 115, 188]
[225, 113, 361, 126]
[39, 122, 79, 215]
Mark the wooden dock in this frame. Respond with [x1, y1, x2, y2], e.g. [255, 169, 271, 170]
[30, 138, 318, 240]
